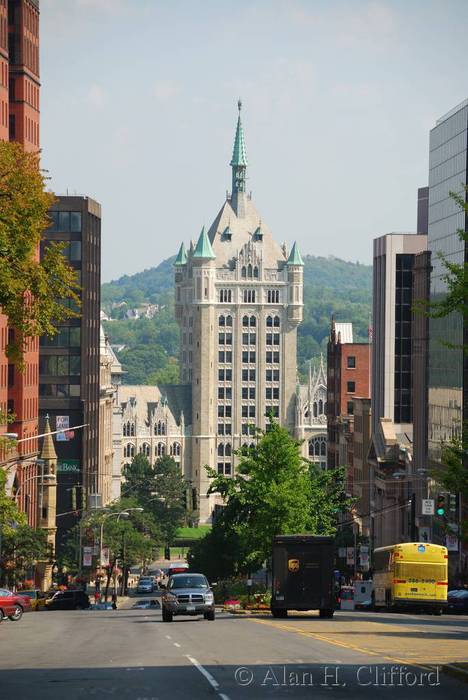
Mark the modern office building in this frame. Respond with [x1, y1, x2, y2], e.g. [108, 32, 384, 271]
[427, 101, 468, 463]
[39, 196, 101, 548]
[417, 186, 429, 235]
[0, 0, 41, 526]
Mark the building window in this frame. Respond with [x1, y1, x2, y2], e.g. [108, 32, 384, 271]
[124, 443, 135, 458]
[155, 421, 166, 435]
[265, 405, 279, 418]
[347, 401, 354, 415]
[347, 356, 356, 369]
[171, 442, 181, 456]
[347, 381, 356, 393]
[219, 289, 232, 303]
[157, 442, 166, 457]
[140, 443, 150, 457]
[267, 290, 280, 303]
[243, 289, 256, 303]
[308, 436, 327, 460]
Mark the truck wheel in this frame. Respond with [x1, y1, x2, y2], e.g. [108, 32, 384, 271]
[162, 607, 173, 622]
[319, 609, 334, 619]
[204, 610, 215, 621]
[271, 608, 287, 618]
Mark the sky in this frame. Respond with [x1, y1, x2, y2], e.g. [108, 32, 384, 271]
[40, 0, 468, 282]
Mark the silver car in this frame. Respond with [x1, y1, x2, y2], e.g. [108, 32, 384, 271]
[161, 573, 215, 622]
[136, 577, 154, 594]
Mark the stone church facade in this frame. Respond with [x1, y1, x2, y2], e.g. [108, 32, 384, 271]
[119, 104, 326, 522]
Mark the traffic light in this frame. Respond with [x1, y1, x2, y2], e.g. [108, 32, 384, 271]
[182, 488, 189, 511]
[164, 545, 171, 560]
[449, 493, 458, 516]
[436, 494, 446, 516]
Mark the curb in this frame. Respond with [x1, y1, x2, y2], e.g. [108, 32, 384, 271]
[442, 665, 468, 684]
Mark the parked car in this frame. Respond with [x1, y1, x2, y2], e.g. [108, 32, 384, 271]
[136, 577, 154, 594]
[447, 590, 468, 614]
[0, 588, 32, 622]
[18, 589, 47, 611]
[46, 590, 90, 610]
[161, 573, 215, 622]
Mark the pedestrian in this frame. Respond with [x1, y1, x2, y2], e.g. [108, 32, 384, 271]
[94, 590, 101, 605]
[111, 592, 117, 610]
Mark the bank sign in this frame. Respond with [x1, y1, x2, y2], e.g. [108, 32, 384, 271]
[57, 459, 80, 474]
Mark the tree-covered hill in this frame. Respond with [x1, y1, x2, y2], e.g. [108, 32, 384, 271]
[102, 255, 372, 384]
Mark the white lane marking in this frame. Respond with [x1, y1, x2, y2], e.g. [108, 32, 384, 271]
[219, 695, 230, 700]
[186, 655, 219, 689]
[174, 642, 181, 648]
[165, 635, 172, 640]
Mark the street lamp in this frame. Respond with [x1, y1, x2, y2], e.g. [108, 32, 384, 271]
[98, 508, 143, 568]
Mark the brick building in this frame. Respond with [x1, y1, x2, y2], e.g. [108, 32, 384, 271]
[0, 1, 40, 526]
[327, 319, 371, 479]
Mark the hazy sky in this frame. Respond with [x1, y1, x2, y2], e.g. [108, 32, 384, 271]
[41, 0, 468, 281]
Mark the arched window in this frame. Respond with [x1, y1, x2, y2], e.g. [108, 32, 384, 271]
[247, 264, 252, 278]
[225, 443, 232, 456]
[140, 443, 150, 457]
[273, 315, 280, 327]
[157, 442, 165, 457]
[171, 442, 181, 457]
[313, 402, 318, 417]
[253, 266, 259, 279]
[123, 421, 128, 437]
[124, 443, 135, 458]
[319, 400, 323, 415]
[315, 441, 320, 456]
[320, 441, 326, 456]
[249, 442, 255, 450]
[219, 315, 225, 326]
[218, 443, 224, 456]
[266, 315, 273, 327]
[241, 266, 246, 278]
[155, 420, 166, 436]
[242, 315, 249, 326]
[250, 315, 256, 327]
[226, 315, 233, 327]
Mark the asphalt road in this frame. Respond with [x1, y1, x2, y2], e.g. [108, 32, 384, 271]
[1, 605, 467, 700]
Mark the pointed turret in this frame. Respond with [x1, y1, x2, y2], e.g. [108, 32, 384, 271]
[230, 99, 248, 217]
[41, 415, 57, 461]
[193, 226, 216, 260]
[174, 242, 187, 266]
[287, 241, 304, 266]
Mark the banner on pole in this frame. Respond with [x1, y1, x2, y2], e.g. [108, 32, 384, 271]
[83, 546, 93, 567]
[101, 546, 110, 567]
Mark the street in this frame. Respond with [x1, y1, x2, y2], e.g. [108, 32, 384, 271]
[1, 605, 467, 699]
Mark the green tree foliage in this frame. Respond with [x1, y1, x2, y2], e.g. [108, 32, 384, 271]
[0, 470, 48, 586]
[102, 255, 371, 385]
[0, 141, 80, 363]
[122, 454, 187, 545]
[189, 419, 351, 578]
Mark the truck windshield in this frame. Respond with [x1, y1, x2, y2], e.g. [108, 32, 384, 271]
[169, 575, 208, 589]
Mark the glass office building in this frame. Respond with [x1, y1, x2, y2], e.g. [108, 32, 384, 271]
[427, 100, 468, 463]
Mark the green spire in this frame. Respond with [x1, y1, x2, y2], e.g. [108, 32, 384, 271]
[287, 241, 304, 266]
[230, 99, 248, 168]
[230, 99, 248, 196]
[193, 226, 216, 260]
[174, 242, 187, 266]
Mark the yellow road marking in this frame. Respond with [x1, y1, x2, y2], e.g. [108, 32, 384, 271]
[248, 618, 462, 669]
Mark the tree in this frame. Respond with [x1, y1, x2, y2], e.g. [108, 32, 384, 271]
[190, 418, 350, 578]
[122, 454, 187, 545]
[0, 141, 80, 363]
[0, 470, 48, 586]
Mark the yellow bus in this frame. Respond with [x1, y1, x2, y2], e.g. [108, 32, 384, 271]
[373, 542, 448, 614]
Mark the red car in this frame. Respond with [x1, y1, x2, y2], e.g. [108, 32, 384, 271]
[0, 588, 32, 622]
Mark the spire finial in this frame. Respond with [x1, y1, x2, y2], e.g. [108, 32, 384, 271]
[238, 98, 242, 113]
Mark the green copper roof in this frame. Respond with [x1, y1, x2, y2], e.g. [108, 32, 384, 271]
[230, 100, 248, 167]
[287, 241, 304, 266]
[174, 242, 187, 266]
[193, 226, 216, 260]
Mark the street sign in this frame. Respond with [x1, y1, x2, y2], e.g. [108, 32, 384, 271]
[346, 547, 355, 565]
[422, 499, 435, 515]
[83, 546, 93, 567]
[446, 534, 458, 552]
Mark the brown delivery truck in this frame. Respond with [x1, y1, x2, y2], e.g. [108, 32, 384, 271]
[271, 535, 335, 618]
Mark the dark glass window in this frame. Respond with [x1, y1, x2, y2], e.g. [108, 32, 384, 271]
[70, 212, 82, 232]
[347, 356, 356, 368]
[347, 401, 354, 415]
[58, 212, 70, 231]
[347, 381, 355, 393]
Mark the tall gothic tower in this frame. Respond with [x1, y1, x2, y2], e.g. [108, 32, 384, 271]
[174, 102, 304, 522]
